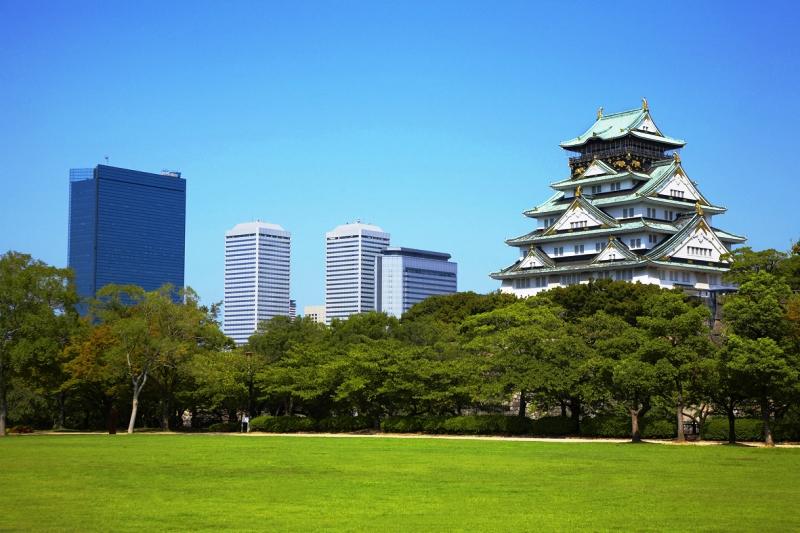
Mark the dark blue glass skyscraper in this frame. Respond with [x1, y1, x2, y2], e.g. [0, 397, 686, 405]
[68, 165, 186, 306]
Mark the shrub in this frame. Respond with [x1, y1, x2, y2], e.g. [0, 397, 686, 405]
[641, 419, 675, 439]
[530, 416, 576, 437]
[249, 416, 316, 433]
[580, 415, 630, 438]
[317, 416, 374, 433]
[8, 425, 34, 434]
[381, 416, 423, 433]
[701, 418, 763, 441]
[208, 422, 240, 433]
[440, 415, 533, 435]
[774, 409, 800, 442]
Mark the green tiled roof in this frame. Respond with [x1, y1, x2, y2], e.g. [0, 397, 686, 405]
[490, 255, 730, 280]
[507, 219, 676, 246]
[560, 107, 685, 149]
[550, 170, 650, 190]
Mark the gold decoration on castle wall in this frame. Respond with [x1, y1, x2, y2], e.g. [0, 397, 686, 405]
[614, 160, 627, 169]
[597, 107, 603, 120]
[573, 166, 586, 177]
[695, 201, 704, 216]
[575, 185, 582, 197]
[673, 152, 681, 163]
[631, 160, 642, 169]
[641, 97, 649, 111]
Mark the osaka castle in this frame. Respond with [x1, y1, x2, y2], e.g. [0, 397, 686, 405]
[491, 99, 745, 299]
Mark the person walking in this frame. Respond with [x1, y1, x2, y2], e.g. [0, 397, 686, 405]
[241, 414, 250, 433]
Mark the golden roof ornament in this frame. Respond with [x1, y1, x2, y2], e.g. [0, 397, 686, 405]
[673, 152, 681, 163]
[575, 185, 582, 197]
[641, 97, 649, 111]
[596, 106, 603, 120]
[695, 201, 704, 216]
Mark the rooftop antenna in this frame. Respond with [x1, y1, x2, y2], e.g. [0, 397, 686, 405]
[104, 155, 109, 164]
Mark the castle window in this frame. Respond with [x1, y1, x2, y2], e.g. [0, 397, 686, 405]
[595, 242, 603, 252]
[670, 189, 685, 198]
[570, 220, 587, 229]
[574, 244, 585, 254]
[629, 238, 642, 249]
[591, 185, 602, 195]
[611, 182, 622, 191]
[553, 246, 564, 257]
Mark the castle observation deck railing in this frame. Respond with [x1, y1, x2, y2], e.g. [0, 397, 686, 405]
[568, 143, 677, 166]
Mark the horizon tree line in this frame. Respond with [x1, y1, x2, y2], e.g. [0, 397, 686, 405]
[0, 242, 798, 445]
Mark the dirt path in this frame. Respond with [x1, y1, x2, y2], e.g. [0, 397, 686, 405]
[33, 430, 800, 447]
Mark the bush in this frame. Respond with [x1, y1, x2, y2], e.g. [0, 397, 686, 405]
[317, 416, 374, 432]
[701, 417, 763, 441]
[440, 415, 533, 435]
[8, 425, 34, 434]
[208, 422, 240, 433]
[641, 419, 675, 439]
[530, 416, 576, 437]
[580, 415, 630, 438]
[381, 416, 423, 433]
[775, 410, 800, 442]
[249, 416, 316, 433]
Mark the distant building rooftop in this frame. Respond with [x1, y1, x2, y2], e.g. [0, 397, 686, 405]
[381, 247, 452, 261]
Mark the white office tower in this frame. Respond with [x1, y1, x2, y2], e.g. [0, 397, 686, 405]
[325, 222, 390, 323]
[223, 221, 291, 345]
[376, 247, 458, 318]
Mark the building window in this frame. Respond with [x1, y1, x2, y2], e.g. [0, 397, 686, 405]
[669, 270, 679, 282]
[682, 272, 691, 283]
[629, 238, 642, 249]
[646, 207, 657, 218]
[595, 241, 603, 252]
[648, 234, 659, 244]
[688, 246, 712, 257]
[574, 244, 585, 254]
[590, 185, 602, 195]
[611, 182, 622, 191]
[544, 217, 557, 228]
[615, 269, 633, 281]
[670, 189, 685, 198]
[622, 208, 635, 218]
[560, 273, 580, 286]
[664, 210, 675, 221]
[570, 220, 587, 229]
[552, 246, 564, 257]
[514, 278, 531, 289]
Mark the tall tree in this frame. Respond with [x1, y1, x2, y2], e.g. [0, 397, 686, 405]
[725, 335, 798, 446]
[0, 252, 75, 436]
[461, 300, 569, 417]
[637, 291, 712, 442]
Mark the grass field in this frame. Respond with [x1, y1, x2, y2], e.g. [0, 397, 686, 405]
[1, 435, 799, 531]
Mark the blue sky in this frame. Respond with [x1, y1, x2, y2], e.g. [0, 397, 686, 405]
[2, 1, 799, 312]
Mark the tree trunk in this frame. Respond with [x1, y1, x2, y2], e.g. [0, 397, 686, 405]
[127, 374, 146, 434]
[761, 398, 774, 447]
[675, 390, 685, 443]
[630, 408, 642, 443]
[727, 411, 737, 444]
[160, 399, 170, 431]
[128, 396, 139, 434]
[55, 391, 66, 430]
[570, 397, 581, 434]
[518, 391, 527, 418]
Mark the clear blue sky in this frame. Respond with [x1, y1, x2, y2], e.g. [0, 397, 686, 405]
[2, 1, 799, 312]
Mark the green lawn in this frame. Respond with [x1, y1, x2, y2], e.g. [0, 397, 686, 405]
[1, 435, 799, 531]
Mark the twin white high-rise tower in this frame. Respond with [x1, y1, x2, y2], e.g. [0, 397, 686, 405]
[223, 221, 291, 345]
[324, 222, 391, 323]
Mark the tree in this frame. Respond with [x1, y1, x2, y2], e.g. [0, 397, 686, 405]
[723, 272, 791, 342]
[637, 291, 712, 442]
[93, 284, 228, 433]
[0, 252, 76, 436]
[461, 300, 569, 418]
[725, 335, 798, 446]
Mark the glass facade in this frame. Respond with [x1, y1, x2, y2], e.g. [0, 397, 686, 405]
[68, 165, 186, 308]
[376, 248, 457, 318]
